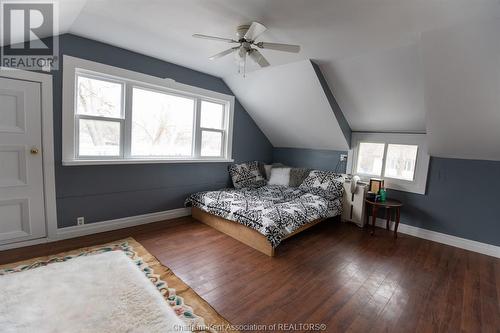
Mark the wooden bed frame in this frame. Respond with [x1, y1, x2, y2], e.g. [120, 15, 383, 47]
[192, 207, 326, 256]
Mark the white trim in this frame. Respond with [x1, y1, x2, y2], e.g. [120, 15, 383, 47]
[346, 149, 354, 174]
[62, 55, 235, 165]
[351, 132, 430, 194]
[0, 237, 50, 252]
[55, 207, 191, 240]
[371, 218, 500, 259]
[0, 67, 57, 241]
[0, 207, 191, 251]
[1, 203, 498, 259]
[62, 158, 234, 166]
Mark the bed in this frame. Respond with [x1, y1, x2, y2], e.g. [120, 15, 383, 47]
[185, 182, 343, 256]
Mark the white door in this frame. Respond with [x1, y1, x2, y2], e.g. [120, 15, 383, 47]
[0, 76, 46, 245]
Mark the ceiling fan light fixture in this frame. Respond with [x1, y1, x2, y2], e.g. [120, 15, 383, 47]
[193, 21, 301, 75]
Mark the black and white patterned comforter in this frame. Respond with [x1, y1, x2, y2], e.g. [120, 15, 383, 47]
[185, 185, 343, 248]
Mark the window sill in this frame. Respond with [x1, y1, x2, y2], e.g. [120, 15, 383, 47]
[62, 158, 234, 166]
[356, 175, 425, 195]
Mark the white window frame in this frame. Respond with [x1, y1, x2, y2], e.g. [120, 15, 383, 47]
[62, 55, 234, 165]
[347, 132, 430, 194]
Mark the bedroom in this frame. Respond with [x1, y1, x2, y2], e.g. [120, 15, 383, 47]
[0, 0, 499, 332]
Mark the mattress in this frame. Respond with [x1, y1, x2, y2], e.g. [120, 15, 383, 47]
[185, 185, 342, 248]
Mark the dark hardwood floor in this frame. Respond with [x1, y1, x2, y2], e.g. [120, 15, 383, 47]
[1, 217, 499, 333]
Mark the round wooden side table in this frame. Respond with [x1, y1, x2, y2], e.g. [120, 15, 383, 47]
[365, 199, 403, 238]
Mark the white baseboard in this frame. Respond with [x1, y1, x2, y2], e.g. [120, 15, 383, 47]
[0, 237, 51, 252]
[0, 208, 191, 251]
[371, 218, 500, 259]
[55, 207, 192, 240]
[2, 207, 498, 259]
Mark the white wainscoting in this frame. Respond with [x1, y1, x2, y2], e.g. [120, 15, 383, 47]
[370, 218, 500, 259]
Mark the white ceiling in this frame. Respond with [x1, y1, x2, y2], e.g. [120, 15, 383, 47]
[225, 60, 350, 151]
[6, 0, 500, 160]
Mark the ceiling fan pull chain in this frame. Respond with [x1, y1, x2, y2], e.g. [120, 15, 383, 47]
[243, 55, 247, 78]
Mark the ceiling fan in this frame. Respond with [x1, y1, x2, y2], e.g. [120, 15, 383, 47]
[193, 22, 301, 75]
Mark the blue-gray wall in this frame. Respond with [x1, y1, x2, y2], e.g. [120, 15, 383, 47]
[51, 34, 272, 227]
[273, 148, 347, 173]
[388, 157, 500, 247]
[273, 148, 500, 247]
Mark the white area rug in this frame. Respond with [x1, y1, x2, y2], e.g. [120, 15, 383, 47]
[0, 251, 190, 333]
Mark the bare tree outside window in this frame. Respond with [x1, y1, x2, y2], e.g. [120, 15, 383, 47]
[131, 88, 194, 157]
[76, 76, 122, 156]
[68, 65, 232, 163]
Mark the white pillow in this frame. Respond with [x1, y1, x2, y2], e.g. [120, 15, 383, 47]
[268, 168, 291, 186]
[264, 164, 272, 180]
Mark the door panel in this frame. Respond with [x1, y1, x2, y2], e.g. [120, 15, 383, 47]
[0, 77, 45, 245]
[0, 145, 27, 187]
[0, 198, 30, 241]
[0, 89, 25, 133]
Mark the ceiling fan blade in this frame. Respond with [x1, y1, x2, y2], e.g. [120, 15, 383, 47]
[193, 34, 237, 43]
[249, 49, 270, 67]
[244, 22, 267, 41]
[209, 47, 238, 60]
[256, 42, 301, 53]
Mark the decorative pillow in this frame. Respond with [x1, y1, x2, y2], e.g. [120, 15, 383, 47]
[268, 167, 291, 186]
[289, 168, 312, 187]
[299, 170, 344, 200]
[228, 161, 267, 189]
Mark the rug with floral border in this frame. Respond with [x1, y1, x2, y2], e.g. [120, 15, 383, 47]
[0, 237, 238, 333]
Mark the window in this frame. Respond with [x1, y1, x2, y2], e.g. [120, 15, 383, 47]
[350, 133, 429, 194]
[355, 142, 418, 181]
[200, 101, 225, 157]
[131, 87, 194, 157]
[76, 75, 124, 157]
[356, 142, 385, 176]
[384, 144, 418, 181]
[63, 56, 234, 165]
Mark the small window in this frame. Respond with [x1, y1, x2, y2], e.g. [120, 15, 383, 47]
[350, 133, 430, 194]
[384, 144, 418, 181]
[200, 100, 224, 129]
[76, 75, 123, 118]
[78, 118, 121, 156]
[200, 100, 225, 157]
[76, 75, 124, 158]
[356, 142, 385, 176]
[63, 55, 234, 165]
[201, 130, 223, 157]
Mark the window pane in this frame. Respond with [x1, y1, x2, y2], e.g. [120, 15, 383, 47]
[356, 142, 385, 176]
[201, 131, 222, 157]
[79, 119, 120, 156]
[200, 101, 224, 129]
[77, 76, 122, 118]
[131, 87, 194, 156]
[384, 144, 418, 181]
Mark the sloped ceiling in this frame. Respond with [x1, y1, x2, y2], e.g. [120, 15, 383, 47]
[0, 0, 88, 46]
[5, 0, 500, 160]
[225, 60, 350, 151]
